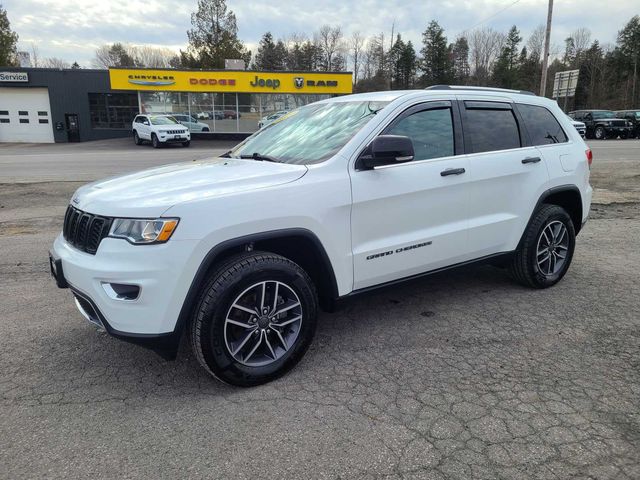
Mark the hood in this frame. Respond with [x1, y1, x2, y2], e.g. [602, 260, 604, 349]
[72, 157, 307, 217]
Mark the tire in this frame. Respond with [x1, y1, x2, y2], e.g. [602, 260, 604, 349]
[202, 127, 210, 132]
[509, 204, 576, 289]
[182, 140, 190, 147]
[190, 251, 318, 387]
[133, 130, 142, 145]
[594, 126, 606, 140]
[151, 133, 160, 148]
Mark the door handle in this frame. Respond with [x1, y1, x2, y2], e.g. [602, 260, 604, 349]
[521, 157, 542, 164]
[440, 168, 466, 177]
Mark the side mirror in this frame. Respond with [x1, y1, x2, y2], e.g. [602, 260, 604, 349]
[358, 135, 414, 169]
[143, 121, 150, 126]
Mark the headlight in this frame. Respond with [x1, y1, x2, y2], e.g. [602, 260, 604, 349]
[109, 218, 179, 244]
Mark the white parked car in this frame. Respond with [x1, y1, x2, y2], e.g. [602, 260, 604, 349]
[51, 86, 592, 386]
[258, 110, 289, 129]
[567, 114, 586, 138]
[132, 114, 190, 148]
[172, 114, 211, 132]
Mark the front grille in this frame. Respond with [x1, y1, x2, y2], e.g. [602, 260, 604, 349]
[63, 205, 112, 254]
[166, 129, 186, 135]
[610, 119, 627, 127]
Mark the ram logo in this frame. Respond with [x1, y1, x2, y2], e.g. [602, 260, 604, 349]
[294, 77, 304, 89]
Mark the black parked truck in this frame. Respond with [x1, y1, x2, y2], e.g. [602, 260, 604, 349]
[615, 110, 640, 138]
[568, 109, 634, 139]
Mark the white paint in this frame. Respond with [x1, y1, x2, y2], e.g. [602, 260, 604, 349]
[0, 87, 55, 143]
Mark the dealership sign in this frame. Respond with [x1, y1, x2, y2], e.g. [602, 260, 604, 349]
[109, 68, 352, 94]
[0, 71, 29, 82]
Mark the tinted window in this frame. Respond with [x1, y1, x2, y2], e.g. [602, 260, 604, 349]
[387, 107, 454, 161]
[518, 104, 568, 145]
[465, 108, 521, 153]
[89, 93, 138, 129]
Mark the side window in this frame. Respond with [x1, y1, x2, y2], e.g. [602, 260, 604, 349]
[518, 104, 568, 145]
[386, 107, 454, 161]
[464, 105, 521, 153]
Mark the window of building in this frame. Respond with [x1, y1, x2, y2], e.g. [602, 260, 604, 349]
[38, 111, 48, 116]
[387, 107, 454, 161]
[39, 119, 49, 124]
[518, 104, 567, 145]
[18, 111, 28, 116]
[0, 110, 8, 115]
[465, 105, 521, 153]
[0, 118, 9, 123]
[19, 119, 29, 123]
[89, 93, 138, 129]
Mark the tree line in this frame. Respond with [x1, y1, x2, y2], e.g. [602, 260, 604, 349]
[1, 0, 638, 110]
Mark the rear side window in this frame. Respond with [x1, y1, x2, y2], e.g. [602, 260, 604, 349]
[464, 106, 521, 153]
[518, 104, 567, 145]
[386, 107, 454, 161]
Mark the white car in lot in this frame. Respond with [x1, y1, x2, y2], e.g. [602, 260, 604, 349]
[132, 114, 191, 148]
[51, 86, 592, 386]
[567, 115, 586, 138]
[171, 114, 211, 132]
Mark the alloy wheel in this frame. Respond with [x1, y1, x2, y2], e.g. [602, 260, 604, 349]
[536, 220, 569, 276]
[224, 280, 303, 367]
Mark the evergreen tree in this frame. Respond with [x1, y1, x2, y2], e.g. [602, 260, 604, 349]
[492, 26, 522, 88]
[186, 0, 251, 69]
[253, 32, 287, 70]
[0, 4, 19, 66]
[419, 20, 452, 86]
[451, 36, 470, 84]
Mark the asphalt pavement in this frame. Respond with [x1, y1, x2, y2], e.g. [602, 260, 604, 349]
[0, 138, 639, 479]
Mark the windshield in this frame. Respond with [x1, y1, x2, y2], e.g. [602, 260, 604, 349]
[230, 101, 389, 165]
[149, 115, 178, 125]
[592, 111, 616, 119]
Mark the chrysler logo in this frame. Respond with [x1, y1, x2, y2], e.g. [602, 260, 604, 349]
[128, 74, 175, 86]
[294, 77, 304, 89]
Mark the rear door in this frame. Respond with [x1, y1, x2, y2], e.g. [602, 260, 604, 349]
[461, 99, 550, 257]
[350, 100, 472, 290]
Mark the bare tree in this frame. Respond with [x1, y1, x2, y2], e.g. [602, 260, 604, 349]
[41, 57, 70, 68]
[468, 27, 505, 85]
[92, 44, 115, 68]
[129, 45, 179, 67]
[316, 25, 344, 71]
[30, 43, 40, 67]
[349, 31, 365, 85]
[527, 25, 546, 59]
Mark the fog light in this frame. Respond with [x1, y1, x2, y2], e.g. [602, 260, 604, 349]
[102, 282, 140, 301]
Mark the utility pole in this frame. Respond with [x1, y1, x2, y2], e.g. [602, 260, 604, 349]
[539, 0, 554, 97]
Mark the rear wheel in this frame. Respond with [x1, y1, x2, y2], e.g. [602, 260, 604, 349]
[594, 126, 606, 140]
[151, 133, 160, 148]
[509, 204, 576, 288]
[190, 252, 318, 387]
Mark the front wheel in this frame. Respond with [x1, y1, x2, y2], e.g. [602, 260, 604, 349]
[133, 130, 142, 145]
[151, 133, 160, 148]
[190, 252, 318, 387]
[509, 204, 576, 288]
[594, 126, 606, 140]
[182, 140, 190, 147]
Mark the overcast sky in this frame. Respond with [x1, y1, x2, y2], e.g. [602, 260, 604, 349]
[4, 0, 638, 67]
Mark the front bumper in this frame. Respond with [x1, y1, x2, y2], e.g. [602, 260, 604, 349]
[603, 126, 633, 136]
[51, 233, 199, 336]
[158, 132, 190, 143]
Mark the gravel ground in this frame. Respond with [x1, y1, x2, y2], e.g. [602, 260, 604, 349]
[0, 139, 639, 479]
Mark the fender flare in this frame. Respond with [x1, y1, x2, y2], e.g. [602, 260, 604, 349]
[173, 228, 339, 335]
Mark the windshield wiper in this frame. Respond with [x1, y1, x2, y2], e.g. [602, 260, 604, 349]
[239, 153, 282, 163]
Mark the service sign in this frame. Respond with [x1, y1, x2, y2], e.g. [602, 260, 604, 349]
[109, 68, 352, 95]
[0, 71, 29, 82]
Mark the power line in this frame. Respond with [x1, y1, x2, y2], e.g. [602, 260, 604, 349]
[458, 0, 525, 35]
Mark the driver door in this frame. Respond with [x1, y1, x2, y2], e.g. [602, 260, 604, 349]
[349, 101, 472, 290]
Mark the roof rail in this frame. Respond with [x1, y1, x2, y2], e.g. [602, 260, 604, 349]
[425, 85, 536, 96]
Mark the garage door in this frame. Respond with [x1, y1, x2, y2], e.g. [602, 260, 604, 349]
[0, 88, 55, 143]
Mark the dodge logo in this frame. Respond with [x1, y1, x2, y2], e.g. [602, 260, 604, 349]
[294, 77, 304, 89]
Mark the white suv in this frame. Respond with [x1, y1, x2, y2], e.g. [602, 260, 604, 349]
[50, 86, 593, 386]
[132, 114, 191, 148]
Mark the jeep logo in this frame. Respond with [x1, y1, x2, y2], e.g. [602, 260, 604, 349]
[250, 75, 280, 89]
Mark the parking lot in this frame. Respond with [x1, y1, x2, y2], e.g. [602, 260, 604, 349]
[1, 139, 639, 479]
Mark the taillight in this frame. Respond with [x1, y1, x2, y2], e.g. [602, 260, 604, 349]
[585, 148, 593, 169]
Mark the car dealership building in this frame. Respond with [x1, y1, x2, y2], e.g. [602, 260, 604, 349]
[0, 67, 352, 143]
